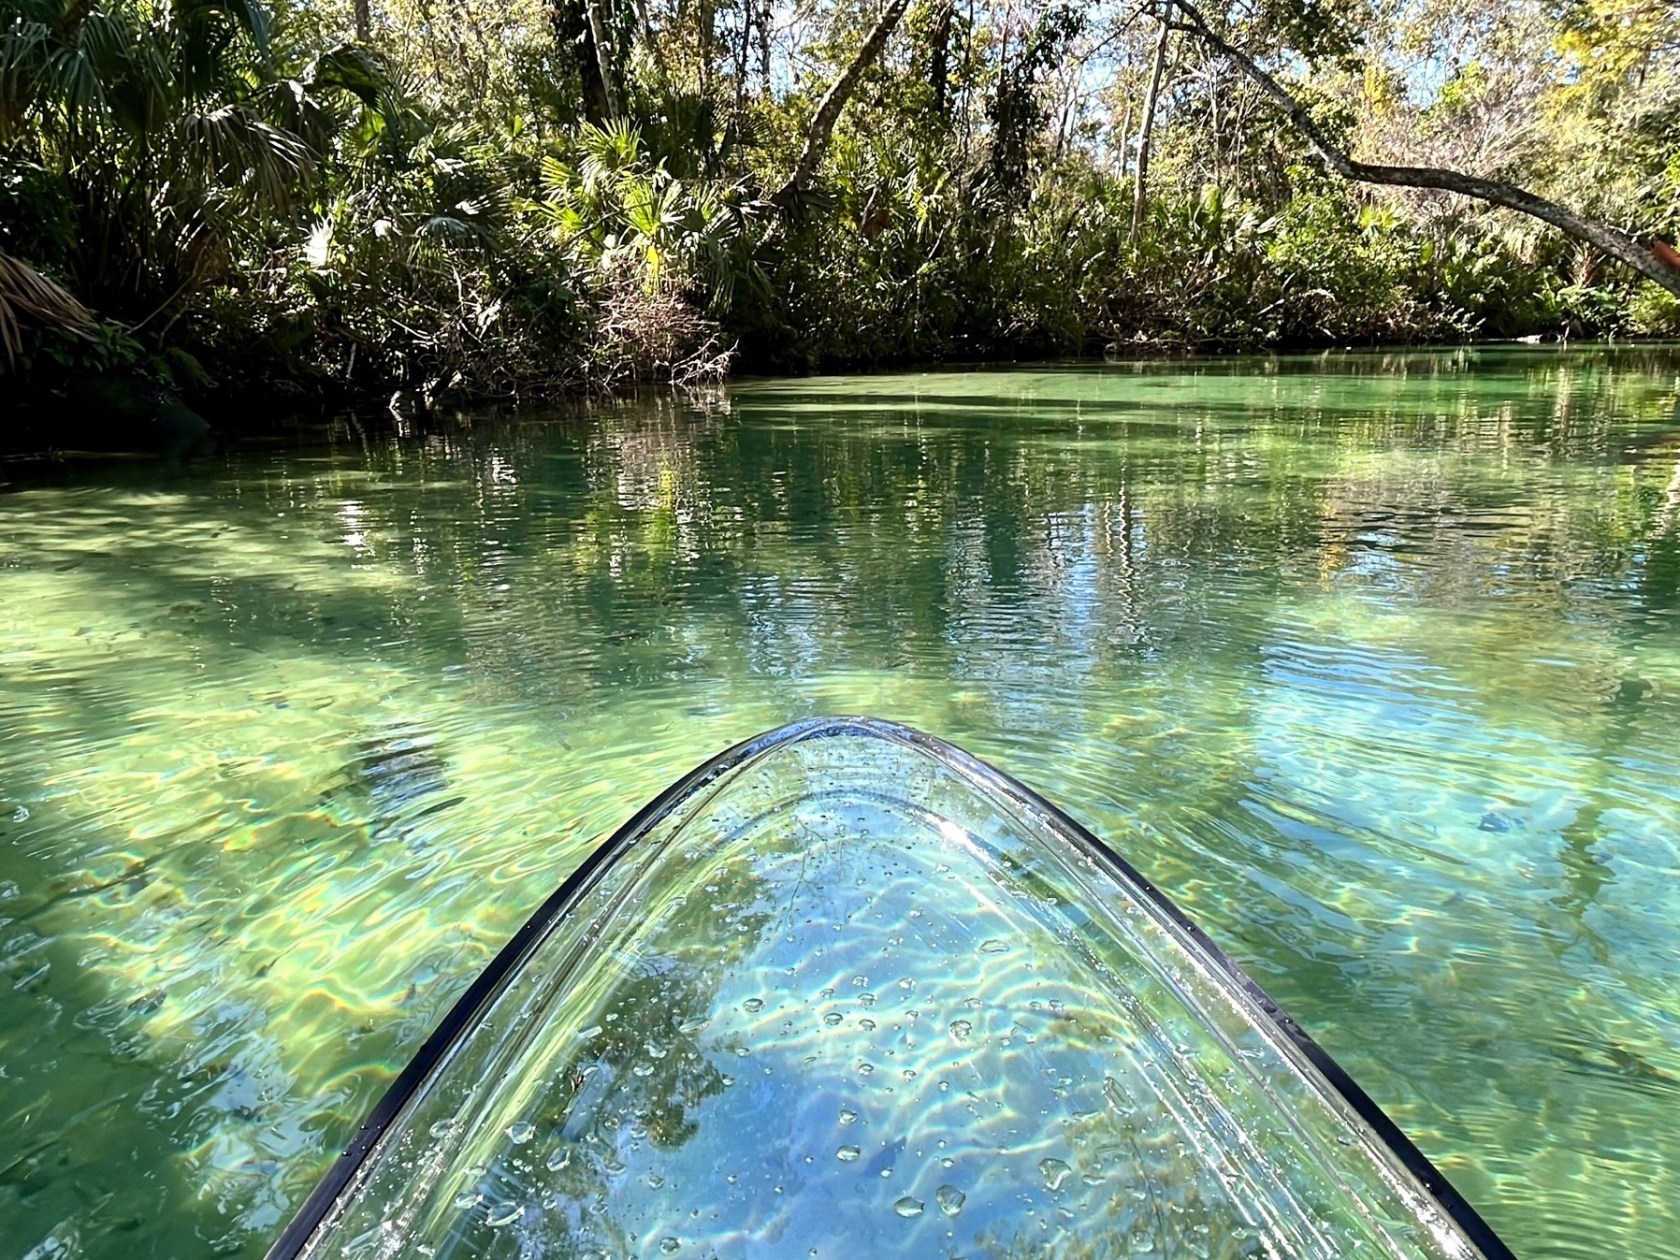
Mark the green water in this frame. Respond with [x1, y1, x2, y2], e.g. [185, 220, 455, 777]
[1, 347, 1677, 1260]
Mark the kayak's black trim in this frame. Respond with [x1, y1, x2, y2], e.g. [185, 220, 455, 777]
[264, 720, 805, 1260]
[874, 719, 1519, 1260]
[266, 716, 1517, 1260]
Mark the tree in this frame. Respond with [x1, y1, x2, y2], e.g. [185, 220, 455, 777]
[1132, 17, 1171, 242]
[581, 0, 620, 120]
[550, 0, 614, 125]
[0, 0, 310, 318]
[1158, 0, 1680, 297]
[771, 0, 913, 209]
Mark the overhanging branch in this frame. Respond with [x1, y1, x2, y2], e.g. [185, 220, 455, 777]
[1163, 0, 1680, 298]
[771, 0, 913, 211]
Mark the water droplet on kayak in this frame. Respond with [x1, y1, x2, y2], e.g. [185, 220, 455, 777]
[1102, 1076, 1130, 1114]
[894, 1196, 924, 1217]
[839, 1108, 858, 1125]
[949, 1019, 972, 1041]
[506, 1121, 535, 1144]
[1039, 1157, 1072, 1190]
[980, 940, 1008, 954]
[836, 1145, 861, 1162]
[936, 1185, 966, 1216]
[742, 998, 764, 1013]
[485, 1202, 521, 1227]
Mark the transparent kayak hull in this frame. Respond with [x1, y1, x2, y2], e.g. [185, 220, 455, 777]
[269, 717, 1513, 1260]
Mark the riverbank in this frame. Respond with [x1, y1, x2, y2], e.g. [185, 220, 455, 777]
[7, 332, 1676, 463]
[5, 0, 1677, 463]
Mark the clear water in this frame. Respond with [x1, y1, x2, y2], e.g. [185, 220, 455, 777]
[293, 723, 1493, 1260]
[0, 347, 1676, 1259]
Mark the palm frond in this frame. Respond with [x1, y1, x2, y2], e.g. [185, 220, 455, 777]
[178, 104, 311, 207]
[0, 247, 96, 365]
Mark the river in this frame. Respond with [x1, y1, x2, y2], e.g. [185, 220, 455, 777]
[2, 348, 1678, 1259]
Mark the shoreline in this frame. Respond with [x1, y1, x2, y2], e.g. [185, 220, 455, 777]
[5, 338, 1676, 466]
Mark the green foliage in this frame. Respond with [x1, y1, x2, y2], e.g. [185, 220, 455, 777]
[1, 0, 1674, 423]
[1250, 0, 1368, 64]
[531, 121, 763, 308]
[744, 155, 1597, 369]
[987, 1, 1083, 189]
[1, 0, 306, 316]
[1627, 286, 1680, 338]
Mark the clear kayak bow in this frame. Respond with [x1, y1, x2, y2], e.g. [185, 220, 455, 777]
[268, 717, 1515, 1260]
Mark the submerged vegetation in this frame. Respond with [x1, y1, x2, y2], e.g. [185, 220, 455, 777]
[1, 0, 1677, 419]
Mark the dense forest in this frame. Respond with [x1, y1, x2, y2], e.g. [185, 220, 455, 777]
[1, 0, 1677, 416]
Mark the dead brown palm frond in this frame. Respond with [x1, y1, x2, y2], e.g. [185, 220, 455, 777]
[0, 248, 97, 365]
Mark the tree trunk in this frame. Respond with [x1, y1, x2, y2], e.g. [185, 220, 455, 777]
[987, 20, 1016, 184]
[771, 0, 913, 209]
[631, 0, 663, 89]
[929, 0, 954, 119]
[1164, 0, 1680, 298]
[736, 0, 751, 113]
[551, 0, 611, 125]
[698, 0, 715, 100]
[1132, 19, 1170, 244]
[1207, 62, 1221, 187]
[581, 0, 620, 121]
[353, 0, 370, 41]
[957, 0, 976, 168]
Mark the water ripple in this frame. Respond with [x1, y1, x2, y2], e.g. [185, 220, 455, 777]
[2, 351, 1679, 1258]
